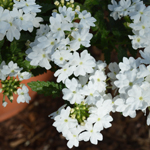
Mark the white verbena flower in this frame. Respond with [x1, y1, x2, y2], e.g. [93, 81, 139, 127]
[17, 85, 31, 103]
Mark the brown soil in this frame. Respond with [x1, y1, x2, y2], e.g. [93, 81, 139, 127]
[0, 94, 150, 150]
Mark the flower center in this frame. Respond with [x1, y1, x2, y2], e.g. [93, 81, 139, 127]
[9, 22, 13, 26]
[140, 12, 143, 15]
[21, 92, 24, 95]
[129, 82, 133, 86]
[78, 38, 81, 42]
[57, 28, 61, 31]
[90, 93, 93, 96]
[142, 25, 145, 29]
[20, 17, 23, 20]
[42, 54, 46, 58]
[139, 96, 143, 101]
[97, 78, 100, 82]
[137, 38, 140, 42]
[60, 57, 63, 61]
[64, 119, 68, 122]
[51, 41, 54, 45]
[97, 118, 101, 121]
[80, 62, 83, 65]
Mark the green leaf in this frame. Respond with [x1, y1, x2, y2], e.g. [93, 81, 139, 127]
[112, 30, 122, 37]
[20, 60, 37, 71]
[31, 67, 47, 76]
[103, 48, 111, 64]
[0, 39, 4, 49]
[39, 3, 55, 14]
[117, 46, 128, 62]
[0, 40, 4, 64]
[28, 81, 65, 98]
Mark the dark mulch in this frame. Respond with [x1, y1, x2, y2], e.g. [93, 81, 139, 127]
[0, 94, 150, 150]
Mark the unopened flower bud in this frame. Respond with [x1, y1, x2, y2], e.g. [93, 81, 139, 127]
[52, 9, 57, 13]
[25, 40, 30, 47]
[14, 78, 18, 82]
[70, 0, 74, 3]
[82, 106, 86, 110]
[81, 101, 85, 105]
[0, 88, 2, 93]
[61, 0, 64, 4]
[76, 107, 79, 110]
[14, 91, 17, 94]
[5, 92, 9, 96]
[77, 115, 80, 119]
[82, 116, 86, 120]
[70, 108, 74, 113]
[20, 84, 24, 88]
[71, 114, 76, 119]
[14, 85, 17, 88]
[71, 4, 74, 8]
[81, 122, 85, 126]
[10, 96, 13, 101]
[2, 84, 5, 88]
[66, 2, 70, 5]
[76, 5, 80, 11]
[54, 1, 59, 6]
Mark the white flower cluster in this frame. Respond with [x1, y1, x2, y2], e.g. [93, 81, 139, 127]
[108, 0, 150, 49]
[0, 0, 42, 41]
[27, 3, 115, 148]
[50, 95, 113, 148]
[108, 46, 150, 125]
[0, 61, 31, 107]
[26, 6, 96, 71]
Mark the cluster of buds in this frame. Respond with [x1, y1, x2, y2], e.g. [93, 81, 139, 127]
[1, 77, 21, 102]
[70, 102, 89, 124]
[0, 0, 13, 10]
[54, 0, 80, 12]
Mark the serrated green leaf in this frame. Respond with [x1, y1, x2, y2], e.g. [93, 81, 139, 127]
[28, 81, 65, 98]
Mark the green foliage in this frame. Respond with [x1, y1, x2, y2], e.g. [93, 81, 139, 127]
[79, 0, 137, 63]
[31, 67, 47, 76]
[1, 40, 25, 64]
[39, 3, 55, 14]
[28, 81, 65, 98]
[37, 2, 55, 24]
[117, 45, 128, 62]
[0, 40, 4, 63]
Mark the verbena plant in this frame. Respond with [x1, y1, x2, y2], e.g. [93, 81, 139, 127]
[0, 0, 150, 148]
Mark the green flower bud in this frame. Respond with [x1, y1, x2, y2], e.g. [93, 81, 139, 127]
[70, 108, 75, 113]
[10, 96, 13, 100]
[14, 85, 17, 88]
[2, 84, 5, 88]
[5, 92, 9, 96]
[14, 91, 17, 94]
[14, 78, 18, 82]
[0, 88, 3, 93]
[80, 122, 85, 126]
